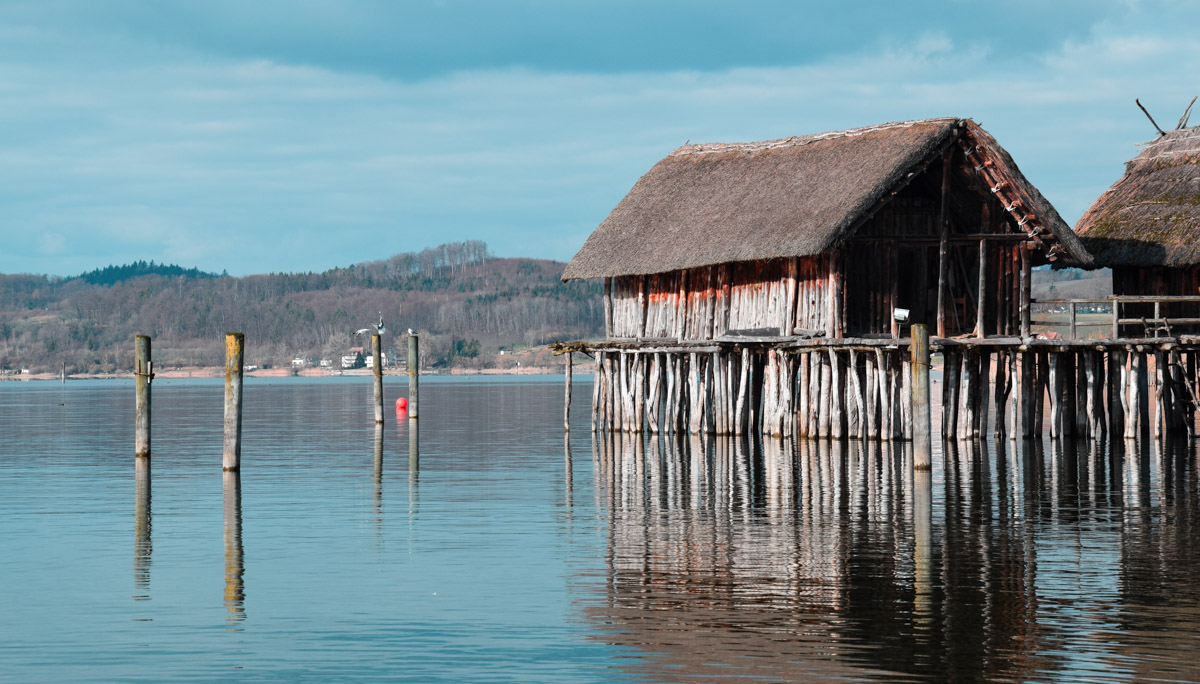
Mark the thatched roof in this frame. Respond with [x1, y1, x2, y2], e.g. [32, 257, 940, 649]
[1076, 126, 1200, 267]
[564, 117, 1088, 280]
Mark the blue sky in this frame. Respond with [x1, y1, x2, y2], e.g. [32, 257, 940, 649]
[1, 0, 1198, 276]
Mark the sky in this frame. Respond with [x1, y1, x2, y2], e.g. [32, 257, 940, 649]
[1, 0, 1198, 277]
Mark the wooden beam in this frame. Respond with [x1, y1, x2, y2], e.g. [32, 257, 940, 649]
[976, 205, 989, 339]
[603, 277, 613, 339]
[935, 150, 952, 338]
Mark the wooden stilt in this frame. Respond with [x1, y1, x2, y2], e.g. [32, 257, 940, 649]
[1049, 352, 1062, 439]
[1075, 352, 1088, 438]
[994, 351, 1010, 440]
[1154, 349, 1166, 441]
[875, 349, 891, 442]
[1135, 349, 1150, 439]
[1108, 349, 1125, 440]
[964, 350, 981, 440]
[1019, 351, 1034, 439]
[819, 351, 832, 438]
[978, 351, 991, 439]
[1033, 352, 1046, 437]
[850, 349, 865, 440]
[831, 349, 844, 439]
[591, 352, 603, 433]
[865, 352, 878, 440]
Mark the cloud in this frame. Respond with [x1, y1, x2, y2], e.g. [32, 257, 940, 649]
[0, 2, 1197, 277]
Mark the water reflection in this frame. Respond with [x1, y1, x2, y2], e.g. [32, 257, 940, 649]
[373, 425, 384, 531]
[223, 471, 245, 626]
[564, 433, 573, 510]
[588, 433, 1200, 682]
[133, 458, 151, 601]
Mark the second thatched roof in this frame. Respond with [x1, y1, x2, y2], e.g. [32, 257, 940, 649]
[1076, 126, 1200, 267]
[564, 117, 1088, 280]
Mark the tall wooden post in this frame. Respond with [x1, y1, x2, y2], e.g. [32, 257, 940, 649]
[372, 334, 384, 425]
[935, 152, 952, 338]
[912, 325, 932, 470]
[564, 352, 573, 432]
[1020, 244, 1032, 338]
[976, 239, 988, 339]
[223, 332, 244, 472]
[135, 334, 152, 458]
[407, 333, 420, 420]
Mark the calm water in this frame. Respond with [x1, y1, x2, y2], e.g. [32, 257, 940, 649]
[2, 376, 1200, 682]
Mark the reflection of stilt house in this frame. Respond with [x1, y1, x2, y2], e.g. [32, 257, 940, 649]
[561, 118, 1091, 438]
[1076, 125, 1200, 334]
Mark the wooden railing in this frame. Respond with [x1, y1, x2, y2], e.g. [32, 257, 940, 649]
[1032, 296, 1200, 339]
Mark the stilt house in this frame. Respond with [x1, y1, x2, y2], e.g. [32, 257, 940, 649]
[1076, 124, 1200, 332]
[561, 118, 1094, 440]
[564, 118, 1089, 340]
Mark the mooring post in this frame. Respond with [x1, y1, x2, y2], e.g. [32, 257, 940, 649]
[135, 334, 152, 458]
[564, 352, 573, 432]
[407, 332, 420, 420]
[223, 332, 244, 472]
[372, 333, 384, 425]
[911, 324, 932, 470]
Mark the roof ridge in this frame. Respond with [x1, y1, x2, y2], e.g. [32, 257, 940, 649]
[669, 117, 963, 157]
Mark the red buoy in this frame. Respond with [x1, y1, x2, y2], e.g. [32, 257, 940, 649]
[396, 397, 408, 409]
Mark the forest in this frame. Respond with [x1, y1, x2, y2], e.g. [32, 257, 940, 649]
[0, 241, 603, 374]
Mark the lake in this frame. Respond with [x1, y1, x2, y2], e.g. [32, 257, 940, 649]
[2, 376, 1199, 682]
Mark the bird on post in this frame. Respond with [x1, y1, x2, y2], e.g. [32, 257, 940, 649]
[353, 312, 386, 338]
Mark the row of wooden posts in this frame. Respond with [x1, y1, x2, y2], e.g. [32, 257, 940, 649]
[133, 331, 421, 464]
[563, 326, 1200, 465]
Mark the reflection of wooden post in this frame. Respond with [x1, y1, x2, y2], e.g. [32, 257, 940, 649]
[372, 334, 384, 425]
[223, 333, 244, 472]
[914, 467, 933, 620]
[135, 335, 152, 458]
[134, 457, 151, 597]
[911, 325, 932, 470]
[373, 424, 383, 521]
[564, 352, 573, 432]
[407, 333, 420, 420]
[223, 471, 245, 623]
[408, 418, 419, 472]
[564, 433, 573, 509]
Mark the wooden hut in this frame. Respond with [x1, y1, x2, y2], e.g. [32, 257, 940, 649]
[562, 117, 1092, 438]
[565, 118, 1088, 341]
[1076, 124, 1200, 334]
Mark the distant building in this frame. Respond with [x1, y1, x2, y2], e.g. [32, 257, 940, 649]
[319, 358, 333, 369]
[292, 357, 307, 368]
[341, 348, 365, 369]
[364, 353, 387, 369]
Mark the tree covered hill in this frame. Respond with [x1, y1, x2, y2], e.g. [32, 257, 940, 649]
[0, 241, 602, 374]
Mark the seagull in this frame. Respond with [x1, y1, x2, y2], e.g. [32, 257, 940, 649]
[353, 312, 387, 337]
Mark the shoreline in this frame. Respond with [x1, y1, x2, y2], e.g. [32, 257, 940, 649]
[0, 365, 565, 382]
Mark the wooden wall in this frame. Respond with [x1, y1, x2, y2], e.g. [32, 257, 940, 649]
[609, 256, 833, 340]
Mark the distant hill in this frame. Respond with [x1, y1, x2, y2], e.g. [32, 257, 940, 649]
[1032, 266, 1112, 301]
[0, 241, 602, 374]
[74, 261, 219, 286]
